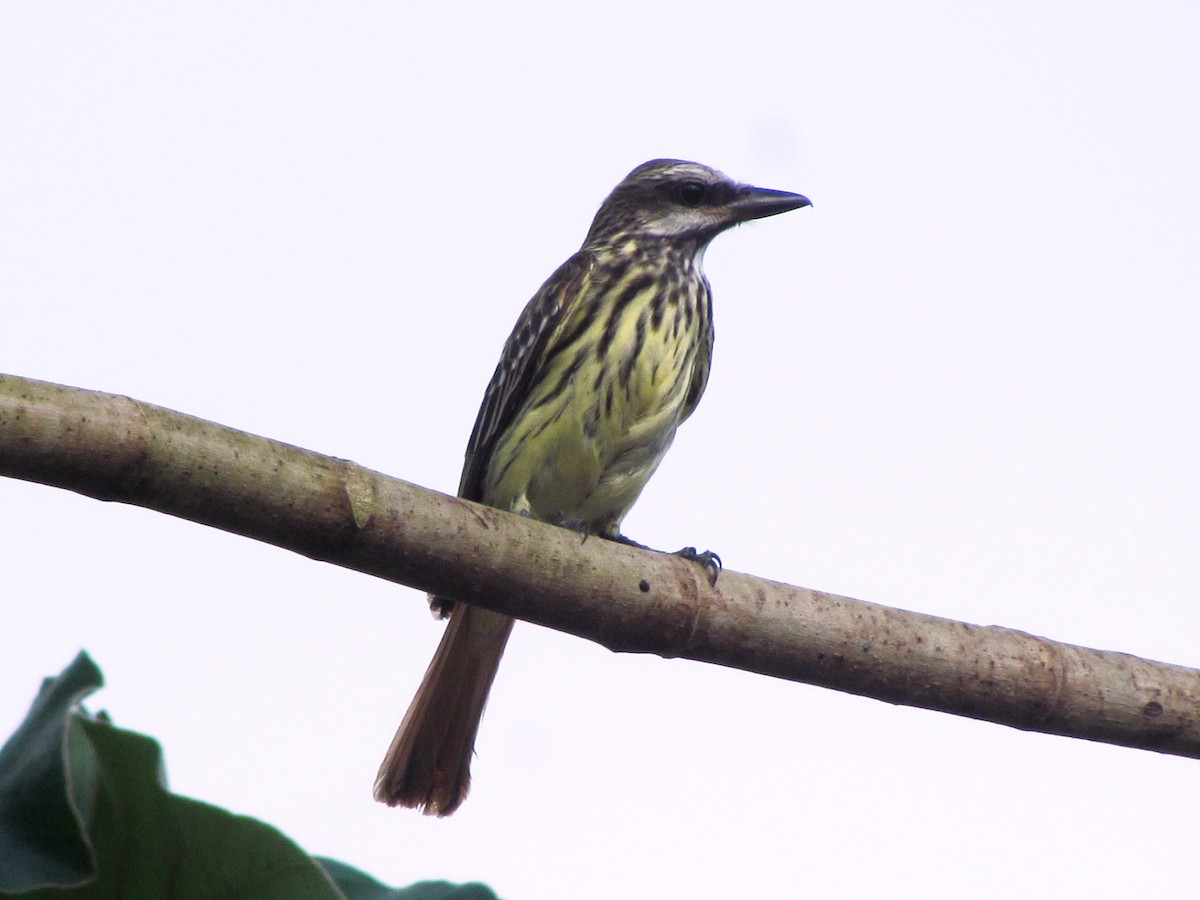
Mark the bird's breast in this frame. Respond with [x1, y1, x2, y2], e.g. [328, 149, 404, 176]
[484, 257, 710, 530]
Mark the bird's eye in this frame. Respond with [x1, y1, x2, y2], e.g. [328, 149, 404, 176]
[675, 181, 708, 207]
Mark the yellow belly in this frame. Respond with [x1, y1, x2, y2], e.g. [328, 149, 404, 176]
[483, 275, 702, 536]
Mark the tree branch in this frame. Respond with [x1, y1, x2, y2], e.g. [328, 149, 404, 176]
[2, 373, 1198, 758]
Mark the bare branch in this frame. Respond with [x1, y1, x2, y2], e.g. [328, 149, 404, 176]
[2, 372, 1198, 758]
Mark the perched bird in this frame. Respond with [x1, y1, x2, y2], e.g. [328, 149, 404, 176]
[374, 159, 810, 815]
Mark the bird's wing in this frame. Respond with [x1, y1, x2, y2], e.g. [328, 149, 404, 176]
[680, 276, 714, 423]
[456, 250, 593, 502]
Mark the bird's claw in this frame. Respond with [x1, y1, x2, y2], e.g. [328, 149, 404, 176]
[607, 532, 721, 586]
[674, 546, 722, 586]
[549, 514, 593, 543]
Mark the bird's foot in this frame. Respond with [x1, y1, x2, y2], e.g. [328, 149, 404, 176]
[548, 514, 594, 543]
[610, 533, 650, 551]
[611, 532, 722, 586]
[673, 546, 722, 586]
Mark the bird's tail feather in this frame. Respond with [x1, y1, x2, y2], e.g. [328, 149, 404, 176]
[373, 602, 514, 816]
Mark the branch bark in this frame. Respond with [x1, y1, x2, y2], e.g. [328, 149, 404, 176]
[2, 373, 1198, 758]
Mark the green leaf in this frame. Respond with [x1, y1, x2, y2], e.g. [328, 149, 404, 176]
[0, 651, 102, 893]
[0, 654, 498, 899]
[316, 858, 499, 900]
[0, 653, 339, 898]
[70, 717, 340, 899]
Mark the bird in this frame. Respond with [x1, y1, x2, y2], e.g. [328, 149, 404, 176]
[374, 159, 810, 815]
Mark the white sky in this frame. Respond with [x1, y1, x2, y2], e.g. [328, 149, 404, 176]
[3, 3, 1199, 897]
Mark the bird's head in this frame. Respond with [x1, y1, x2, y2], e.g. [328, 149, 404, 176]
[583, 159, 810, 250]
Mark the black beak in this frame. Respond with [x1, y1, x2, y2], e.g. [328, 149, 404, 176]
[730, 185, 812, 222]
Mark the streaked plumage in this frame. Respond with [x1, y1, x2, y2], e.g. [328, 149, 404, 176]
[375, 159, 810, 815]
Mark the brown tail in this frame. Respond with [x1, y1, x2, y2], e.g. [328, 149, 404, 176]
[373, 602, 514, 816]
